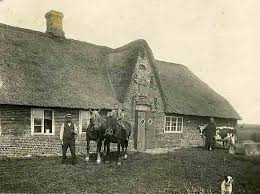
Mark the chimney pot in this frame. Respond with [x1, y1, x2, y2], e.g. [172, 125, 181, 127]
[45, 10, 65, 38]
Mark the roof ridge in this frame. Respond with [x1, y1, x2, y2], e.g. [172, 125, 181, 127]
[0, 22, 113, 52]
[155, 59, 188, 69]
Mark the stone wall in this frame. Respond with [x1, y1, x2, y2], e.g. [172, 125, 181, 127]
[122, 51, 165, 149]
[122, 51, 238, 150]
[156, 114, 237, 148]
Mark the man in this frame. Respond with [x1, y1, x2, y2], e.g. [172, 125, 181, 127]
[60, 113, 78, 165]
[111, 104, 124, 125]
[111, 104, 130, 140]
[203, 117, 217, 151]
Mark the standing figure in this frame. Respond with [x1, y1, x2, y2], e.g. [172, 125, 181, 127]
[60, 113, 78, 165]
[203, 117, 217, 151]
[111, 104, 125, 129]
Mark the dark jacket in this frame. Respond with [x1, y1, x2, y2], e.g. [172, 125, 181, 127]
[60, 121, 77, 141]
[204, 122, 217, 139]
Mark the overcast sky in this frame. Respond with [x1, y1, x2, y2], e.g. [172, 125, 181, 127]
[0, 0, 259, 124]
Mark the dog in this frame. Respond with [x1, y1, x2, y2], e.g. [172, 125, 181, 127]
[221, 176, 233, 194]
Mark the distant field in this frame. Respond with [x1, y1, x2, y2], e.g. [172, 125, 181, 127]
[0, 147, 259, 193]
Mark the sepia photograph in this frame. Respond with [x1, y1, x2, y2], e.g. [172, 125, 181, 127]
[0, 0, 259, 193]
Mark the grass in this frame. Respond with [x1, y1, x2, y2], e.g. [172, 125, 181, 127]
[0, 147, 259, 193]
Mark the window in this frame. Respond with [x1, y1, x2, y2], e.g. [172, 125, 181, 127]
[164, 116, 183, 133]
[31, 109, 54, 135]
[150, 76, 154, 88]
[138, 83, 148, 97]
[79, 110, 90, 134]
[153, 98, 158, 110]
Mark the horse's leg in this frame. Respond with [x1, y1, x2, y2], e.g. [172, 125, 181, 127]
[124, 140, 129, 159]
[107, 141, 110, 156]
[96, 139, 102, 164]
[223, 139, 226, 149]
[121, 142, 125, 159]
[117, 141, 122, 165]
[103, 140, 106, 156]
[103, 140, 109, 163]
[85, 139, 90, 161]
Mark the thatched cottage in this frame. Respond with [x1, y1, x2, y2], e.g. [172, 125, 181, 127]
[0, 10, 241, 157]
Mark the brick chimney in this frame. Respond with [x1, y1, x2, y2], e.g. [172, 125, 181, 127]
[45, 10, 65, 38]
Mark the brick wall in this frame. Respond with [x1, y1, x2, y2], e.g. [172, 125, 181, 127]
[0, 105, 102, 157]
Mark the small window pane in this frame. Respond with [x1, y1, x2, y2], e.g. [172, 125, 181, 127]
[44, 110, 53, 134]
[82, 119, 89, 129]
[150, 76, 154, 88]
[34, 126, 42, 133]
[34, 118, 42, 126]
[33, 109, 43, 118]
[81, 111, 90, 132]
[44, 110, 52, 120]
[165, 116, 183, 132]
[44, 119, 52, 133]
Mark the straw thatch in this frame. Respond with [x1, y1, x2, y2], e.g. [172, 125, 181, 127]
[0, 23, 117, 109]
[156, 60, 241, 119]
[0, 23, 241, 119]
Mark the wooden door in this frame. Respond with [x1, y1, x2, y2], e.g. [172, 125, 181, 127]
[145, 112, 155, 149]
[134, 110, 155, 150]
[134, 111, 146, 150]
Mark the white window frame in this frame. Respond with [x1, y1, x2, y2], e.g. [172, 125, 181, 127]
[79, 110, 91, 135]
[164, 116, 183, 133]
[31, 108, 55, 135]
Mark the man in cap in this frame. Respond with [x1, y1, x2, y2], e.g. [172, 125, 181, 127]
[203, 117, 217, 151]
[60, 113, 78, 165]
[111, 104, 123, 120]
[111, 104, 126, 130]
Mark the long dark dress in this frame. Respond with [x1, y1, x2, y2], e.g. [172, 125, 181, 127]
[204, 122, 217, 150]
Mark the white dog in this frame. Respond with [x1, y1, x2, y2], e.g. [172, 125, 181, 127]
[221, 176, 233, 194]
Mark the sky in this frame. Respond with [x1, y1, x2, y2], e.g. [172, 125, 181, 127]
[0, 0, 259, 124]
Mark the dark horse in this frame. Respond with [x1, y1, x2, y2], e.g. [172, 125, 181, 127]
[104, 116, 132, 165]
[84, 118, 106, 164]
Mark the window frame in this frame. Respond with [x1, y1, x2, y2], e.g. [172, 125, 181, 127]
[150, 76, 154, 88]
[79, 110, 91, 135]
[31, 108, 55, 135]
[164, 116, 183, 133]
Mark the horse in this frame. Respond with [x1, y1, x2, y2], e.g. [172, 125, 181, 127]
[103, 116, 132, 165]
[84, 118, 106, 164]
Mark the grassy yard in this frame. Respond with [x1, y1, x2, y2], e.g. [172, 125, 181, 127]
[0, 147, 259, 193]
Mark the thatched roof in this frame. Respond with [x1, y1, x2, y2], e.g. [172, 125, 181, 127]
[156, 60, 241, 119]
[0, 23, 117, 109]
[0, 23, 241, 119]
